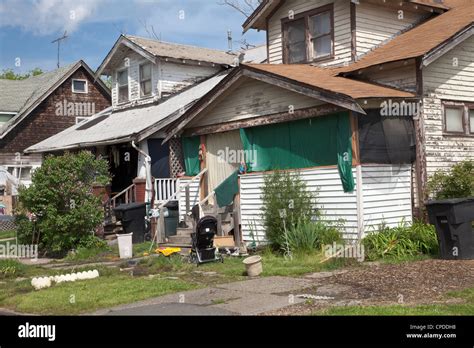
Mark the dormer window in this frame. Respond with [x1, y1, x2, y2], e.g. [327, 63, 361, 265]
[117, 69, 129, 103]
[282, 5, 334, 64]
[140, 63, 152, 97]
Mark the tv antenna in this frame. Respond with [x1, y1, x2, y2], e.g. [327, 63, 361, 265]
[52, 31, 68, 68]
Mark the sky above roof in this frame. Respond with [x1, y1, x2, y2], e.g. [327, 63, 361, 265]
[0, 0, 265, 73]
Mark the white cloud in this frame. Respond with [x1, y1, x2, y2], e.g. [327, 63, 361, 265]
[0, 0, 104, 35]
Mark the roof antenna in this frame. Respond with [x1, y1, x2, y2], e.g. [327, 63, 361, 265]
[51, 31, 68, 68]
[227, 30, 233, 52]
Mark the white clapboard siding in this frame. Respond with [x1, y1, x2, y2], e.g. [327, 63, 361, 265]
[361, 165, 413, 233]
[363, 63, 417, 92]
[240, 167, 359, 244]
[421, 35, 474, 176]
[188, 78, 323, 127]
[356, 1, 428, 56]
[177, 178, 201, 221]
[267, 0, 351, 66]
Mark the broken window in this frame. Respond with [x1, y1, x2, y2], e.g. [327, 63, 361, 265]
[117, 69, 129, 103]
[283, 5, 334, 64]
[140, 63, 152, 97]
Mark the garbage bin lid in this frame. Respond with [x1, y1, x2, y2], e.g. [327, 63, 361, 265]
[426, 197, 474, 206]
[113, 202, 147, 212]
[164, 200, 179, 209]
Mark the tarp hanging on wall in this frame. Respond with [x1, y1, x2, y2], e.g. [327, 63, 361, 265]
[147, 139, 170, 178]
[214, 170, 239, 207]
[240, 112, 355, 192]
[358, 109, 416, 164]
[182, 136, 200, 176]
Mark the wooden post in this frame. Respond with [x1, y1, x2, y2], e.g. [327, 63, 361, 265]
[350, 111, 364, 241]
[185, 185, 190, 216]
[199, 135, 207, 201]
[233, 177, 242, 247]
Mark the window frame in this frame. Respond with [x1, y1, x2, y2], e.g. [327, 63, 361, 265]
[281, 4, 334, 64]
[71, 79, 88, 94]
[116, 68, 130, 104]
[139, 62, 153, 97]
[442, 101, 474, 136]
[468, 106, 474, 135]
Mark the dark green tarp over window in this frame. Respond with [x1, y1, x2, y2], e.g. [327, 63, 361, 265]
[240, 112, 355, 192]
[214, 170, 239, 207]
[182, 136, 200, 176]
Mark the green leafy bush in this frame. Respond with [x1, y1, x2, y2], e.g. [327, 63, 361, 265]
[16, 151, 110, 256]
[0, 259, 26, 279]
[427, 160, 474, 200]
[363, 221, 438, 261]
[77, 234, 109, 250]
[282, 220, 344, 254]
[261, 170, 317, 248]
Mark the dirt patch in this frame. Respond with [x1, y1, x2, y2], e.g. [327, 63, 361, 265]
[266, 259, 474, 315]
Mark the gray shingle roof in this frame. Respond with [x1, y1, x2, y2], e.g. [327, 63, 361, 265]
[125, 35, 238, 66]
[26, 71, 229, 153]
[0, 62, 77, 113]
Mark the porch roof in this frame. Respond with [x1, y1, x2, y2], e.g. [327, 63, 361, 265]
[25, 72, 229, 153]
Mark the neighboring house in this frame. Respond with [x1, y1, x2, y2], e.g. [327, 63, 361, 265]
[159, 0, 473, 245]
[0, 61, 111, 187]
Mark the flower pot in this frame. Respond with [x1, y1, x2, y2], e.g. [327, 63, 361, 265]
[243, 255, 263, 277]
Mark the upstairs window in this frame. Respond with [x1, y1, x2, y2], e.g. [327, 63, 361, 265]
[282, 5, 334, 64]
[117, 69, 129, 103]
[470, 109, 474, 134]
[443, 101, 474, 136]
[140, 63, 152, 97]
[72, 79, 88, 93]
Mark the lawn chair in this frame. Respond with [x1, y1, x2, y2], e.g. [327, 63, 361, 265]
[190, 215, 224, 265]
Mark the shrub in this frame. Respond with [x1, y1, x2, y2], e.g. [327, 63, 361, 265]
[427, 160, 474, 200]
[0, 259, 26, 279]
[261, 170, 317, 248]
[16, 151, 110, 255]
[77, 234, 109, 250]
[363, 221, 438, 261]
[282, 220, 344, 254]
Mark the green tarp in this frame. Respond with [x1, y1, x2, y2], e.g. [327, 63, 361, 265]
[182, 136, 200, 176]
[214, 170, 239, 207]
[240, 112, 355, 192]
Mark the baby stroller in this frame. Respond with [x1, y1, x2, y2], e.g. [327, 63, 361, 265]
[190, 215, 224, 265]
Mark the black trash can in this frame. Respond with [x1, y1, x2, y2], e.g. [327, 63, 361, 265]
[164, 201, 179, 238]
[113, 203, 147, 244]
[426, 197, 474, 260]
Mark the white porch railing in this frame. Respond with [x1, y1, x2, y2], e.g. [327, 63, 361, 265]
[154, 178, 180, 204]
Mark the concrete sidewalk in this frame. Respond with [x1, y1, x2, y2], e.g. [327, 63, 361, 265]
[94, 276, 314, 316]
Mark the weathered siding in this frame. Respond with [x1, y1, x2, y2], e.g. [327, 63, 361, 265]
[188, 77, 322, 127]
[360, 63, 417, 92]
[422, 35, 474, 177]
[267, 0, 351, 66]
[111, 51, 220, 106]
[239, 164, 413, 244]
[361, 165, 413, 233]
[239, 167, 359, 244]
[356, 1, 428, 57]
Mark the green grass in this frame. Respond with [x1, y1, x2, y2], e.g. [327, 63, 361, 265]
[0, 230, 16, 240]
[313, 288, 474, 316]
[0, 266, 200, 315]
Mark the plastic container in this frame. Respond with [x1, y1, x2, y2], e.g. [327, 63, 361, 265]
[116, 232, 133, 259]
[243, 255, 263, 277]
[113, 203, 147, 244]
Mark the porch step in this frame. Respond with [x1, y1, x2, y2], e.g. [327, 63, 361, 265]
[168, 235, 192, 245]
[176, 227, 193, 237]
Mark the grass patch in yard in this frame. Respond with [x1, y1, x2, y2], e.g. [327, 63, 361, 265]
[314, 288, 474, 316]
[0, 230, 16, 240]
[1, 267, 200, 315]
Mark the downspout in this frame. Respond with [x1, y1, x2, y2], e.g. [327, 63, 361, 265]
[131, 140, 153, 206]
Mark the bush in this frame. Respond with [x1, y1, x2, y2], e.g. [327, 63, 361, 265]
[363, 221, 438, 261]
[427, 160, 474, 200]
[261, 170, 317, 248]
[282, 220, 344, 254]
[77, 234, 109, 250]
[16, 151, 110, 255]
[0, 259, 26, 279]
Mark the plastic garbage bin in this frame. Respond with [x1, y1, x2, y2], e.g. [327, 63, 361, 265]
[113, 203, 147, 244]
[164, 201, 179, 238]
[426, 197, 474, 260]
[116, 232, 133, 259]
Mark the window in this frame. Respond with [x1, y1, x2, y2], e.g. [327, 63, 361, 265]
[470, 109, 474, 134]
[72, 79, 88, 93]
[0, 113, 14, 125]
[117, 69, 129, 103]
[443, 101, 474, 136]
[282, 5, 334, 64]
[140, 63, 152, 97]
[445, 107, 464, 133]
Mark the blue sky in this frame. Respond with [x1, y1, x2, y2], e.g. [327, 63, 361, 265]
[0, 0, 265, 73]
